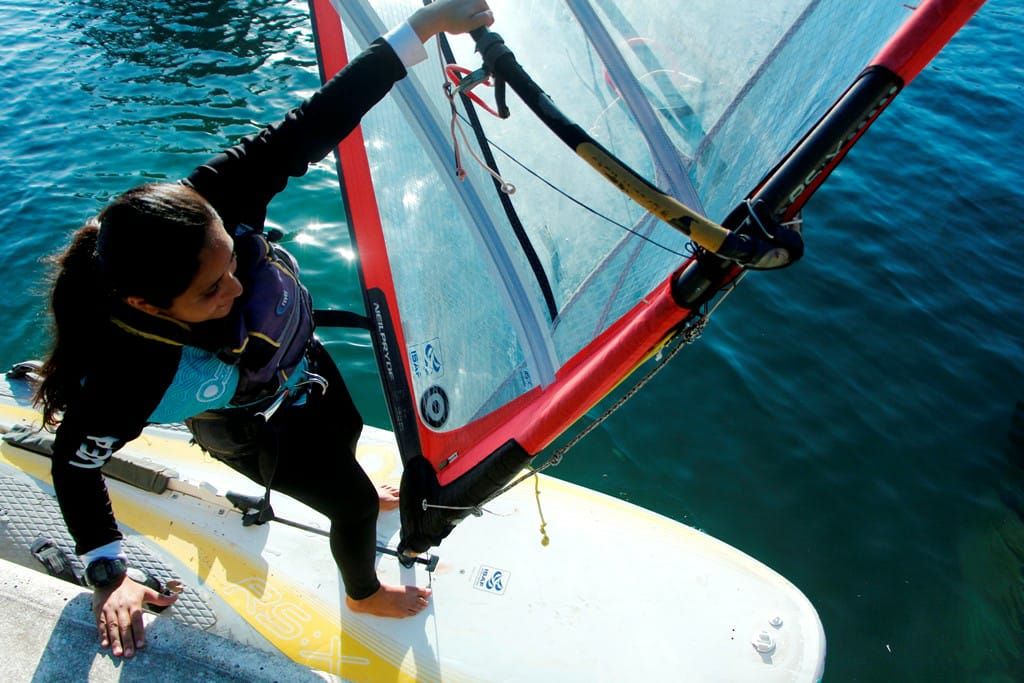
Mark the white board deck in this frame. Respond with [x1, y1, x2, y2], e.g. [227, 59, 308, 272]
[0, 373, 824, 681]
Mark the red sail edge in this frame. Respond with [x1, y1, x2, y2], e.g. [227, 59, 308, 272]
[309, 0, 984, 551]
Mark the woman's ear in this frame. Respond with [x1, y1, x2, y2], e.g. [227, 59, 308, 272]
[123, 296, 164, 316]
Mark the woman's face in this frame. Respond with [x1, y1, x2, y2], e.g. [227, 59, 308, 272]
[161, 219, 243, 323]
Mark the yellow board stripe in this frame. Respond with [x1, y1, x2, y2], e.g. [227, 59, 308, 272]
[0, 415, 448, 682]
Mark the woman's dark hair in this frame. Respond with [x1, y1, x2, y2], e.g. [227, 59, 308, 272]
[35, 183, 217, 426]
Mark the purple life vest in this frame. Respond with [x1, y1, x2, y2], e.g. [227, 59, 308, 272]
[221, 226, 315, 404]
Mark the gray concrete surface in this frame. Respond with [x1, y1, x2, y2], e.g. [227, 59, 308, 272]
[0, 558, 336, 682]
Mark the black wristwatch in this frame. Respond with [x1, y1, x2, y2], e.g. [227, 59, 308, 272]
[84, 557, 128, 588]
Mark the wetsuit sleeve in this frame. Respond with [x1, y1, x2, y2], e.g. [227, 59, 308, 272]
[183, 37, 407, 229]
[50, 341, 177, 556]
[51, 412, 138, 555]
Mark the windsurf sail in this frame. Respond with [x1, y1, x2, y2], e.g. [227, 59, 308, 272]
[308, 0, 985, 553]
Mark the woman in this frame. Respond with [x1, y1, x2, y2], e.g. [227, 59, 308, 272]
[35, 0, 494, 659]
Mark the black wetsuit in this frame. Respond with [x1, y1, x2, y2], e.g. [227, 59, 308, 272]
[51, 38, 407, 600]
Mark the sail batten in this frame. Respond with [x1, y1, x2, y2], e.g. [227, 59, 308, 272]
[567, 0, 705, 215]
[334, 0, 560, 396]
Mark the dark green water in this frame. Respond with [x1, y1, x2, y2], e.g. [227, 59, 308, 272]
[1, 1, 1021, 680]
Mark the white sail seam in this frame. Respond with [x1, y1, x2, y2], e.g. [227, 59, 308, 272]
[694, 0, 825, 166]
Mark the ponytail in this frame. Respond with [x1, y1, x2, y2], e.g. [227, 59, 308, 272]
[35, 182, 214, 426]
[36, 221, 111, 427]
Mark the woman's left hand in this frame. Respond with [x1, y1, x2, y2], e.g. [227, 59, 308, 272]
[409, 0, 494, 43]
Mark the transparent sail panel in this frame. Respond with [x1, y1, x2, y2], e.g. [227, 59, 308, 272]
[337, 0, 913, 431]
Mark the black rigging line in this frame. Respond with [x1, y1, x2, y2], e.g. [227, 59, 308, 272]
[436, 32, 560, 322]
[452, 111, 692, 260]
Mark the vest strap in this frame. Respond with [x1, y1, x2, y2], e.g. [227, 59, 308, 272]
[313, 309, 371, 329]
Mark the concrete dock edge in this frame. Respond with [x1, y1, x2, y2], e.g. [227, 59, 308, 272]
[0, 558, 338, 682]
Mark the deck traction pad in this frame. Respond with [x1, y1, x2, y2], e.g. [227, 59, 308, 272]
[0, 475, 216, 630]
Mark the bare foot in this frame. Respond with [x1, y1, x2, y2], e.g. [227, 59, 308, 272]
[377, 484, 400, 512]
[346, 584, 432, 618]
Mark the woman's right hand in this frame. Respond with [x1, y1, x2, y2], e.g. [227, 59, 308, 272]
[92, 576, 178, 657]
[409, 0, 494, 43]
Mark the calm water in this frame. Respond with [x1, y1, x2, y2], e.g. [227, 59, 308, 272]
[1, 1, 1022, 680]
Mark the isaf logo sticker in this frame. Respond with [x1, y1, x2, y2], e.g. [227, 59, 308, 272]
[420, 385, 449, 428]
[472, 565, 509, 595]
[424, 341, 443, 375]
[408, 338, 444, 380]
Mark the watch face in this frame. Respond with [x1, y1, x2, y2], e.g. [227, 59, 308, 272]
[86, 558, 127, 588]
